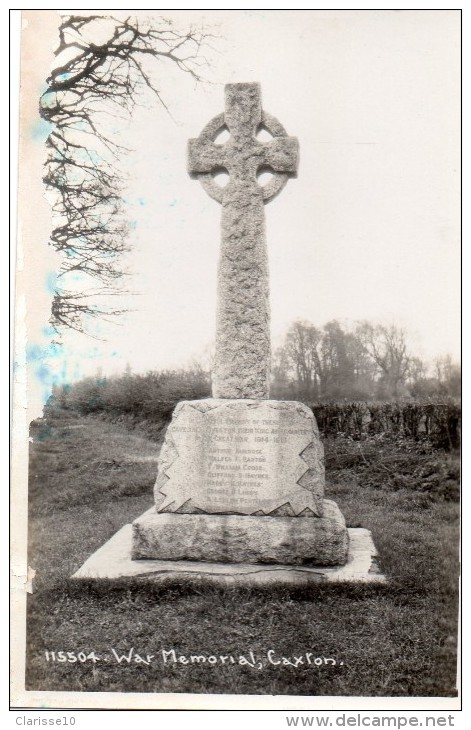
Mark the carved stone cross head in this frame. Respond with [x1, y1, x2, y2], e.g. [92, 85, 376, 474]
[187, 84, 298, 400]
[188, 83, 299, 204]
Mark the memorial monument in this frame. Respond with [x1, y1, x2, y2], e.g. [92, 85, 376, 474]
[74, 83, 384, 584]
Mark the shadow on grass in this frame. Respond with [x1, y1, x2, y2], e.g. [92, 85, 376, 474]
[44, 575, 392, 605]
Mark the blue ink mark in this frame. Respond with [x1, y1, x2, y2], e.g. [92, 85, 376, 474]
[85, 149, 101, 165]
[27, 343, 61, 364]
[26, 340, 66, 406]
[35, 363, 50, 385]
[169, 199, 177, 207]
[56, 71, 72, 82]
[30, 117, 53, 142]
[138, 197, 146, 206]
[46, 271, 58, 296]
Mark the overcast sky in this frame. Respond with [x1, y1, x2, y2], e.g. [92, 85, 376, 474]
[17, 9, 461, 417]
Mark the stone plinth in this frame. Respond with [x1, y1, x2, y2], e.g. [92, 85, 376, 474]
[131, 398, 350, 568]
[72, 526, 385, 585]
[132, 500, 348, 566]
[154, 399, 325, 517]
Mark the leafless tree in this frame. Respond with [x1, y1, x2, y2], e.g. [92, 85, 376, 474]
[273, 319, 459, 401]
[274, 319, 377, 400]
[282, 320, 323, 399]
[433, 354, 461, 397]
[41, 14, 209, 335]
[357, 322, 411, 398]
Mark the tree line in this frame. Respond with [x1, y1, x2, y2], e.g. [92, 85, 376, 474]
[50, 318, 459, 428]
[271, 320, 460, 401]
[48, 319, 460, 449]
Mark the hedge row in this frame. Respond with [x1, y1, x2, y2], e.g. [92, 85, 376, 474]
[52, 370, 211, 422]
[311, 401, 460, 450]
[50, 375, 460, 451]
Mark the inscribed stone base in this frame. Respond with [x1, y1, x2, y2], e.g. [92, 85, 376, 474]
[132, 500, 348, 566]
[154, 399, 325, 517]
[72, 525, 385, 585]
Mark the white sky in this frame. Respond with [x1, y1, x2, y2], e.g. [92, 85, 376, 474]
[16, 9, 461, 416]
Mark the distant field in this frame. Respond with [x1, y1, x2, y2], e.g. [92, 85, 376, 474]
[25, 408, 460, 698]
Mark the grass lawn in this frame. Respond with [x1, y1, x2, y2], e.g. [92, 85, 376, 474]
[25, 409, 460, 698]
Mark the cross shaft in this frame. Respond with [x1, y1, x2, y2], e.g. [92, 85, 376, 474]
[188, 83, 298, 399]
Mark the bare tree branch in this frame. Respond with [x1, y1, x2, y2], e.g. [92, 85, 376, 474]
[42, 13, 210, 335]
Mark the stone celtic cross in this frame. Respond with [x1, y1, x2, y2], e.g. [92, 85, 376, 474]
[188, 83, 298, 399]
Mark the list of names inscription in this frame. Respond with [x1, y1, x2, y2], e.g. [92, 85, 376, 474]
[156, 401, 325, 516]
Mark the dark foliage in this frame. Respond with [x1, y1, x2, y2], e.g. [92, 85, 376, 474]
[49, 367, 211, 439]
[313, 401, 461, 451]
[50, 371, 460, 453]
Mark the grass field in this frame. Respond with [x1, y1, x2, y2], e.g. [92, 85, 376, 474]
[25, 408, 460, 698]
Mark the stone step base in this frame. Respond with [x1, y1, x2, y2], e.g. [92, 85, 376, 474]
[132, 499, 348, 566]
[72, 525, 385, 585]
